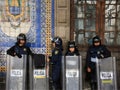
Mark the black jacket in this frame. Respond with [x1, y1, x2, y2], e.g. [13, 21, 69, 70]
[86, 45, 111, 69]
[51, 47, 62, 65]
[65, 50, 80, 56]
[85, 45, 111, 81]
[65, 47, 80, 56]
[7, 43, 32, 58]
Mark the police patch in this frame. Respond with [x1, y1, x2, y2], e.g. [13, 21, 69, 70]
[24, 48, 27, 51]
[55, 50, 59, 55]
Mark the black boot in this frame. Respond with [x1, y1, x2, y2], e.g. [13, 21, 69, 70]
[91, 82, 97, 90]
[94, 82, 97, 90]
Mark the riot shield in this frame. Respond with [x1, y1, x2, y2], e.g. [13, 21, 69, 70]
[62, 56, 82, 90]
[6, 55, 27, 90]
[96, 57, 117, 90]
[32, 54, 49, 90]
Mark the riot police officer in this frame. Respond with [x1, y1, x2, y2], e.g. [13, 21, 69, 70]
[65, 41, 80, 56]
[7, 33, 32, 57]
[86, 36, 111, 90]
[50, 36, 63, 90]
[7, 33, 32, 90]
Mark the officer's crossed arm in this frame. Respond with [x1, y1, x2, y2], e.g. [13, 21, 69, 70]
[7, 46, 16, 56]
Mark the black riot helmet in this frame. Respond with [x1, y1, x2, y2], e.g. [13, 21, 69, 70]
[92, 36, 101, 45]
[68, 41, 76, 48]
[67, 41, 79, 54]
[17, 33, 26, 43]
[52, 36, 63, 49]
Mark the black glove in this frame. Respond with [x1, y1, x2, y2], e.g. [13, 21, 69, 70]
[16, 53, 22, 58]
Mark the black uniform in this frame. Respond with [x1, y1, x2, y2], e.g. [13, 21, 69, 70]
[7, 43, 32, 58]
[65, 41, 80, 56]
[7, 33, 32, 90]
[65, 51, 79, 56]
[51, 47, 62, 90]
[7, 33, 32, 58]
[50, 37, 63, 90]
[86, 36, 111, 90]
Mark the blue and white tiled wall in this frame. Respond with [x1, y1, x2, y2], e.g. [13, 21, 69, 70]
[0, 0, 54, 54]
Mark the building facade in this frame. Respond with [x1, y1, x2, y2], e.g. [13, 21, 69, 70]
[55, 0, 120, 89]
[0, 0, 120, 89]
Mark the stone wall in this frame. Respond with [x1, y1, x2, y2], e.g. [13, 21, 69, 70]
[54, 0, 70, 51]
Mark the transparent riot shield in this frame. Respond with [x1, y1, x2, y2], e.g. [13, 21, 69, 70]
[6, 55, 27, 90]
[32, 54, 49, 90]
[96, 57, 117, 90]
[62, 56, 82, 90]
[28, 55, 33, 90]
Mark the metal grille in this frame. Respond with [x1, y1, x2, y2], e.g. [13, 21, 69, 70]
[74, 0, 97, 45]
[73, 0, 120, 46]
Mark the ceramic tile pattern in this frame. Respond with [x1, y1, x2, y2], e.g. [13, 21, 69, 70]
[0, 0, 54, 75]
[0, 0, 54, 54]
